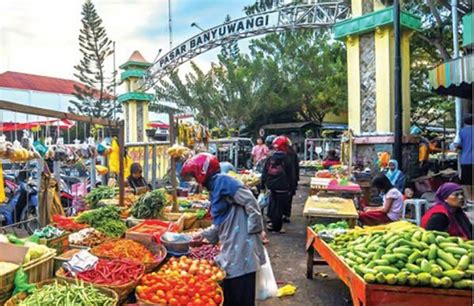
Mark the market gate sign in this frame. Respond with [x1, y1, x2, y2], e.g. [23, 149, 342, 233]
[144, 2, 350, 88]
[159, 15, 270, 69]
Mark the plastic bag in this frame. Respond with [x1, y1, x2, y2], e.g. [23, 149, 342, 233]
[255, 247, 278, 300]
[257, 192, 270, 209]
[13, 267, 36, 295]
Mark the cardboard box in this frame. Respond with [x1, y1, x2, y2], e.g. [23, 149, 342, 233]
[0, 242, 28, 265]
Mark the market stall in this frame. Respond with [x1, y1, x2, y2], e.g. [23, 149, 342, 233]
[306, 222, 473, 306]
[303, 195, 358, 227]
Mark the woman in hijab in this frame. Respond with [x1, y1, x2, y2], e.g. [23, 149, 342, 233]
[127, 162, 151, 194]
[385, 159, 405, 192]
[421, 183, 472, 239]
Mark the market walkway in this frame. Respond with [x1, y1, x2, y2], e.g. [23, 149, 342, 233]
[258, 176, 351, 306]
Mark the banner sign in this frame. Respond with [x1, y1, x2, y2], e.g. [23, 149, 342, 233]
[158, 13, 272, 70]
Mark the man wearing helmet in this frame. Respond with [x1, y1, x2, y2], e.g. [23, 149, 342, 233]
[181, 153, 265, 306]
[261, 136, 296, 233]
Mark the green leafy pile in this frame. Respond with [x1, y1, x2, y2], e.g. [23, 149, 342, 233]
[95, 220, 128, 238]
[76, 206, 127, 237]
[84, 186, 116, 208]
[131, 189, 167, 219]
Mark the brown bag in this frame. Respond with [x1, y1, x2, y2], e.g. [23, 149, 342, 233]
[39, 172, 64, 227]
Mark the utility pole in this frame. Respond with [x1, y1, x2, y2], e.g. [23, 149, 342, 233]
[451, 0, 462, 140]
[168, 0, 173, 50]
[393, 0, 403, 169]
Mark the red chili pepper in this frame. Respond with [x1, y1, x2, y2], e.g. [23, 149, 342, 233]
[69, 259, 144, 286]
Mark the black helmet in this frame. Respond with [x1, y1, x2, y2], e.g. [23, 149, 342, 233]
[265, 134, 277, 147]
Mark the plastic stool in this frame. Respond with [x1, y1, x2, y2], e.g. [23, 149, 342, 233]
[402, 199, 429, 226]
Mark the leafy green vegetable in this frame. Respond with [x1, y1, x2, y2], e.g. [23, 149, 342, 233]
[132, 189, 167, 219]
[76, 205, 121, 228]
[96, 220, 127, 237]
[84, 186, 116, 208]
[312, 220, 348, 233]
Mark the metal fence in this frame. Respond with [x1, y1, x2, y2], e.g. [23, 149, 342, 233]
[303, 138, 341, 161]
[125, 141, 170, 187]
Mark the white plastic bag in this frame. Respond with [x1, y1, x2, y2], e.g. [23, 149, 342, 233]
[255, 247, 278, 300]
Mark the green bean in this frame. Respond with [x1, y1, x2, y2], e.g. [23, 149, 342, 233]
[19, 280, 114, 306]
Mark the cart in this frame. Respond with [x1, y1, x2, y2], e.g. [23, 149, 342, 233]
[306, 228, 472, 306]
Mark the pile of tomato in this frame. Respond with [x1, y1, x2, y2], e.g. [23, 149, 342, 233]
[136, 272, 223, 305]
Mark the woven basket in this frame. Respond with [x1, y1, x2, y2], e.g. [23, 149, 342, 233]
[23, 249, 56, 283]
[4, 278, 119, 306]
[91, 240, 167, 273]
[0, 265, 19, 305]
[55, 263, 144, 304]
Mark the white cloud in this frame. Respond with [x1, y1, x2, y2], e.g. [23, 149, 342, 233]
[0, 0, 168, 79]
[0, 0, 256, 97]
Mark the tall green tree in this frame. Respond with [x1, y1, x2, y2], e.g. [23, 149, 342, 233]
[246, 29, 347, 124]
[220, 15, 240, 61]
[70, 0, 119, 119]
[404, 1, 471, 128]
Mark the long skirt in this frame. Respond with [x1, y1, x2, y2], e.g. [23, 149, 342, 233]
[223, 272, 256, 306]
[358, 210, 392, 226]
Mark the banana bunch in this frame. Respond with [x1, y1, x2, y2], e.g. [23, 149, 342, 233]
[0, 142, 39, 162]
[167, 144, 190, 160]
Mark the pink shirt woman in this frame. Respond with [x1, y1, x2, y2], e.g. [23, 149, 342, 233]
[251, 138, 269, 164]
[359, 173, 403, 226]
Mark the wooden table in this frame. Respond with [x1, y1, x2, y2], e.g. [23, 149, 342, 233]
[303, 195, 359, 227]
[310, 177, 362, 196]
[306, 228, 472, 306]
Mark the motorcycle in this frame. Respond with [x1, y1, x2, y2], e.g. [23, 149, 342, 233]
[0, 173, 39, 234]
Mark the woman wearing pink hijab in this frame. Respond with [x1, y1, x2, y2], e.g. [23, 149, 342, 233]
[421, 183, 472, 239]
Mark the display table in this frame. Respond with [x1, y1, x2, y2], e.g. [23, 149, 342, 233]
[306, 228, 471, 306]
[303, 196, 359, 227]
[310, 178, 361, 196]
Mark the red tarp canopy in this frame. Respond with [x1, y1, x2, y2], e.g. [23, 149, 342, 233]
[0, 119, 75, 132]
[148, 121, 169, 129]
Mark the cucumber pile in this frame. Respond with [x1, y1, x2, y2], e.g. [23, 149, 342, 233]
[329, 228, 474, 289]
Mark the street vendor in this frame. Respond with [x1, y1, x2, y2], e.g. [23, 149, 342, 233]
[322, 149, 340, 169]
[358, 174, 403, 226]
[181, 153, 265, 306]
[421, 183, 472, 239]
[126, 162, 151, 194]
[384, 159, 405, 192]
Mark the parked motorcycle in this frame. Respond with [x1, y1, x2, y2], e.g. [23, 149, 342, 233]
[0, 171, 39, 234]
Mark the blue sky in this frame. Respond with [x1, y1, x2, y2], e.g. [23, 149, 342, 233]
[0, 0, 257, 81]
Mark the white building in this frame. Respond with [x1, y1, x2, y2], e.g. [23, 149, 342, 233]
[0, 71, 81, 122]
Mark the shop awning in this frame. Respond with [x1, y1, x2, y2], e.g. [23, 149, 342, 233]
[0, 119, 75, 132]
[429, 53, 473, 99]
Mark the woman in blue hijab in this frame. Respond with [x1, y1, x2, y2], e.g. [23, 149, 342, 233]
[385, 159, 405, 192]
